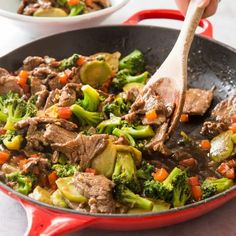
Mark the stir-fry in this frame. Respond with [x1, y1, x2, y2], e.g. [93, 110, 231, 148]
[0, 49, 235, 214]
[17, 0, 111, 17]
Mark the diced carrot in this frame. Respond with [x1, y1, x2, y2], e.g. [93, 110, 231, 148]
[19, 159, 27, 170]
[85, 0, 93, 7]
[191, 185, 202, 201]
[30, 154, 39, 159]
[0, 128, 6, 135]
[217, 162, 230, 175]
[76, 56, 86, 66]
[153, 168, 169, 182]
[225, 168, 235, 179]
[179, 158, 197, 167]
[231, 115, 236, 123]
[229, 123, 236, 132]
[200, 139, 211, 150]
[85, 168, 96, 175]
[58, 72, 69, 85]
[0, 151, 10, 165]
[180, 114, 189, 123]
[18, 70, 29, 88]
[145, 110, 158, 122]
[227, 159, 236, 168]
[67, 0, 80, 6]
[58, 107, 72, 120]
[188, 176, 200, 186]
[48, 171, 58, 190]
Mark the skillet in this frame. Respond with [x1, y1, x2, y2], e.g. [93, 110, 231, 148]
[0, 10, 236, 236]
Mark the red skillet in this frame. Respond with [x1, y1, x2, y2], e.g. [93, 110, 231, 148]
[0, 9, 236, 236]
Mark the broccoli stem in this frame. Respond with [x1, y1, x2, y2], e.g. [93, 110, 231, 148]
[163, 167, 182, 187]
[121, 126, 155, 139]
[0, 111, 7, 122]
[112, 128, 136, 147]
[81, 85, 100, 112]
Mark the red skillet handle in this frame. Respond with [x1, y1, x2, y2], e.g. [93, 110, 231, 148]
[123, 9, 213, 38]
[19, 199, 96, 236]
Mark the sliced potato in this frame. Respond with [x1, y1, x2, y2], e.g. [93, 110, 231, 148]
[51, 189, 68, 208]
[123, 82, 144, 92]
[33, 8, 67, 17]
[29, 186, 52, 205]
[80, 61, 112, 88]
[56, 177, 87, 203]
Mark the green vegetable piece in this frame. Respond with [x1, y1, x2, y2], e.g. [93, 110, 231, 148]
[51, 190, 68, 208]
[33, 8, 67, 17]
[123, 82, 144, 92]
[56, 177, 87, 203]
[29, 186, 52, 204]
[231, 133, 236, 144]
[151, 199, 171, 212]
[52, 164, 78, 178]
[59, 54, 80, 71]
[201, 177, 234, 199]
[70, 104, 103, 126]
[80, 61, 112, 88]
[97, 115, 121, 134]
[137, 161, 155, 181]
[121, 125, 155, 139]
[119, 49, 145, 75]
[91, 140, 117, 178]
[3, 132, 23, 150]
[210, 131, 234, 162]
[115, 185, 153, 210]
[112, 128, 136, 147]
[69, 4, 84, 16]
[80, 85, 100, 112]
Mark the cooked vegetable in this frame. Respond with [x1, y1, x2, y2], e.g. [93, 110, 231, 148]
[52, 163, 78, 177]
[145, 110, 158, 122]
[33, 8, 68, 17]
[70, 104, 103, 126]
[119, 50, 145, 75]
[201, 178, 234, 199]
[97, 115, 121, 134]
[51, 190, 68, 208]
[29, 186, 52, 204]
[210, 131, 234, 162]
[56, 177, 87, 203]
[69, 4, 84, 16]
[115, 185, 153, 210]
[2, 131, 23, 150]
[112, 152, 140, 193]
[80, 61, 113, 88]
[153, 168, 169, 182]
[59, 54, 80, 70]
[143, 167, 183, 203]
[120, 125, 155, 139]
[6, 172, 34, 195]
[0, 92, 37, 131]
[123, 82, 144, 93]
[58, 107, 72, 120]
[0, 151, 10, 165]
[112, 69, 148, 89]
[112, 128, 136, 147]
[137, 161, 155, 181]
[79, 85, 100, 112]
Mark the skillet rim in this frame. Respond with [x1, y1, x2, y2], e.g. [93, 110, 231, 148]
[0, 24, 236, 218]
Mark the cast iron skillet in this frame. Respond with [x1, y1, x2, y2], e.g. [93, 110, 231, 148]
[0, 10, 236, 236]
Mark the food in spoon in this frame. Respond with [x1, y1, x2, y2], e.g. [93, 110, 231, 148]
[17, 0, 111, 17]
[0, 50, 235, 214]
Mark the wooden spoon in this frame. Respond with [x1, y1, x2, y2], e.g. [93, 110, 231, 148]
[134, 0, 205, 150]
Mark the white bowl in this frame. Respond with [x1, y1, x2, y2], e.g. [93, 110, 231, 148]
[0, 0, 129, 34]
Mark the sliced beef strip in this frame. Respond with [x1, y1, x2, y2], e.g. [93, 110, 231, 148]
[30, 77, 47, 94]
[58, 83, 82, 107]
[44, 124, 77, 144]
[211, 91, 236, 124]
[15, 117, 77, 131]
[49, 134, 109, 168]
[73, 173, 116, 213]
[44, 89, 60, 109]
[0, 74, 23, 95]
[36, 89, 49, 109]
[22, 56, 45, 71]
[183, 88, 213, 116]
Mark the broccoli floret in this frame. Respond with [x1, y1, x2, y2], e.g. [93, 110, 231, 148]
[115, 185, 153, 210]
[112, 128, 136, 147]
[59, 54, 80, 70]
[6, 172, 35, 195]
[112, 69, 148, 90]
[103, 97, 129, 117]
[78, 85, 100, 112]
[119, 49, 146, 75]
[172, 171, 191, 207]
[0, 92, 37, 131]
[137, 161, 155, 181]
[201, 177, 234, 199]
[144, 167, 182, 202]
[70, 104, 103, 126]
[120, 125, 155, 139]
[97, 115, 121, 134]
[52, 164, 78, 178]
[2, 130, 23, 150]
[112, 152, 140, 193]
[69, 3, 84, 16]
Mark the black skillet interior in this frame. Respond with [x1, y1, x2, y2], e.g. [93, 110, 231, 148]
[0, 25, 236, 152]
